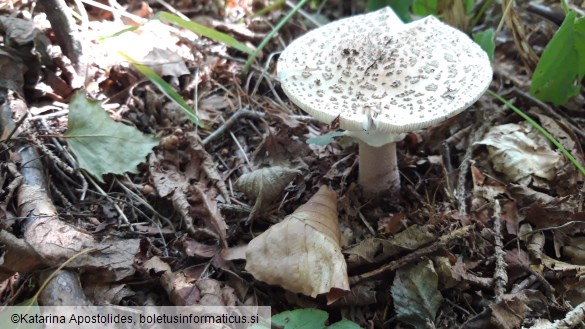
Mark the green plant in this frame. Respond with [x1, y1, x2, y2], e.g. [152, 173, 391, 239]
[242, 0, 310, 73]
[118, 52, 200, 126]
[103, 11, 256, 126]
[473, 28, 495, 61]
[366, 0, 412, 21]
[65, 91, 160, 181]
[530, 11, 585, 106]
[154, 12, 253, 54]
[251, 308, 362, 329]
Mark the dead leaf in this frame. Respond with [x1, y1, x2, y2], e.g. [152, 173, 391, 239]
[245, 186, 349, 304]
[84, 282, 135, 305]
[177, 236, 220, 258]
[475, 122, 562, 183]
[149, 131, 229, 245]
[489, 290, 547, 329]
[345, 224, 436, 268]
[142, 47, 189, 78]
[143, 256, 237, 306]
[235, 166, 300, 219]
[563, 236, 585, 265]
[542, 254, 585, 276]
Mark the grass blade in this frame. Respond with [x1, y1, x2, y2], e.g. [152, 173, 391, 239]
[154, 11, 254, 55]
[118, 52, 200, 126]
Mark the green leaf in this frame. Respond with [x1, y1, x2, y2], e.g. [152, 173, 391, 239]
[118, 52, 200, 126]
[530, 12, 585, 105]
[327, 319, 363, 329]
[464, 0, 475, 14]
[97, 25, 139, 42]
[306, 131, 346, 146]
[391, 259, 443, 329]
[154, 12, 253, 55]
[272, 309, 327, 329]
[269, 309, 362, 329]
[412, 0, 437, 16]
[473, 28, 495, 62]
[366, 1, 411, 22]
[65, 91, 159, 182]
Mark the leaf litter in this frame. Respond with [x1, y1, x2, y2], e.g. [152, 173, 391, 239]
[1, 1, 585, 328]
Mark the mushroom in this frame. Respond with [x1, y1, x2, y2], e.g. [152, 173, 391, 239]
[277, 7, 492, 196]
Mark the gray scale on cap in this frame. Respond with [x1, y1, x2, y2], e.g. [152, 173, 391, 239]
[277, 8, 492, 134]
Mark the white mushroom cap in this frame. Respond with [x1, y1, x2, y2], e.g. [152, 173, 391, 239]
[278, 8, 492, 146]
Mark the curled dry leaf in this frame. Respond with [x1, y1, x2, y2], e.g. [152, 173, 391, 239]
[475, 122, 562, 183]
[245, 186, 349, 304]
[235, 166, 300, 219]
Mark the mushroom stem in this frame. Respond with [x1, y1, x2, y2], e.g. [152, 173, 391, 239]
[358, 141, 399, 197]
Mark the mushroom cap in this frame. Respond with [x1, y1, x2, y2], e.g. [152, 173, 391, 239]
[277, 8, 492, 145]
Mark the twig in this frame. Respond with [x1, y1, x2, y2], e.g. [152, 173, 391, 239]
[455, 153, 471, 217]
[492, 200, 508, 300]
[202, 108, 264, 145]
[441, 141, 455, 201]
[85, 173, 134, 230]
[531, 300, 585, 329]
[3, 112, 28, 142]
[349, 225, 472, 285]
[41, 0, 87, 84]
[526, 3, 565, 25]
[154, 0, 189, 20]
[509, 264, 555, 298]
[4, 163, 23, 202]
[80, 0, 146, 23]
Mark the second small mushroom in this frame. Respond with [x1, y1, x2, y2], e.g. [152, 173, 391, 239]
[277, 7, 492, 196]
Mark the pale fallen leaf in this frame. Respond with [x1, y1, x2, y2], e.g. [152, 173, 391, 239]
[236, 166, 300, 219]
[475, 122, 562, 183]
[245, 186, 349, 304]
[542, 254, 585, 276]
[142, 47, 189, 78]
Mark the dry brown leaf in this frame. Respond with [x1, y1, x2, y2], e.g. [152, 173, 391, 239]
[143, 256, 237, 306]
[345, 224, 436, 268]
[149, 131, 229, 245]
[542, 254, 585, 276]
[84, 282, 135, 305]
[177, 236, 220, 258]
[563, 237, 585, 265]
[245, 186, 349, 304]
[236, 166, 300, 219]
[489, 290, 546, 329]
